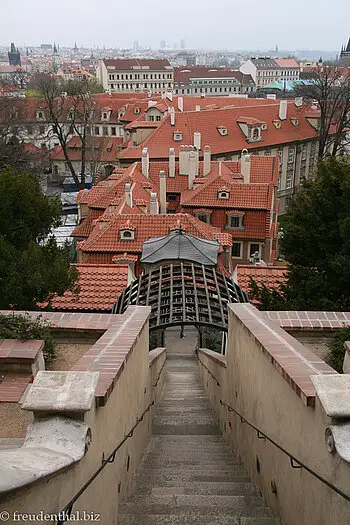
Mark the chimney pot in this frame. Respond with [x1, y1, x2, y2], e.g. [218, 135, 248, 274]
[169, 147, 175, 178]
[141, 147, 149, 178]
[279, 100, 288, 121]
[203, 145, 211, 176]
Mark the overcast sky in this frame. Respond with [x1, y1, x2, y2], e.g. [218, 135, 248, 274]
[2, 0, 349, 51]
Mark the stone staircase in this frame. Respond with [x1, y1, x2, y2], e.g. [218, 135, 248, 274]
[118, 329, 279, 525]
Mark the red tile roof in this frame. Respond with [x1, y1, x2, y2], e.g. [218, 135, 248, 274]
[118, 101, 321, 160]
[49, 264, 129, 312]
[79, 213, 225, 254]
[50, 136, 123, 162]
[236, 265, 288, 293]
[103, 59, 172, 71]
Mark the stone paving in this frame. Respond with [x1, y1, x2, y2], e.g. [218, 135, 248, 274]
[118, 327, 279, 524]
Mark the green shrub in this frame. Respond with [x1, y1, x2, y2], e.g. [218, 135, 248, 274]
[0, 313, 55, 361]
[325, 327, 350, 373]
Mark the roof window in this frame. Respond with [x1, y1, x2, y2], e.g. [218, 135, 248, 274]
[120, 229, 135, 240]
[217, 126, 228, 136]
[173, 131, 183, 141]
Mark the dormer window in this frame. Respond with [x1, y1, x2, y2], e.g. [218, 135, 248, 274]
[226, 212, 245, 230]
[273, 119, 281, 129]
[173, 131, 182, 141]
[261, 123, 267, 131]
[218, 190, 230, 200]
[134, 107, 141, 114]
[217, 126, 228, 136]
[120, 229, 135, 240]
[36, 110, 45, 120]
[252, 128, 260, 141]
[68, 110, 74, 120]
[290, 117, 299, 127]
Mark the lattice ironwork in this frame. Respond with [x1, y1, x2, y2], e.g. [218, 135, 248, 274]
[113, 263, 249, 332]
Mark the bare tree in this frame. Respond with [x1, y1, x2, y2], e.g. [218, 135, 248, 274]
[295, 65, 350, 158]
[29, 74, 99, 189]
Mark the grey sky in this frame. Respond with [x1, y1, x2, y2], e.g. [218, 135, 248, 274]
[2, 0, 349, 51]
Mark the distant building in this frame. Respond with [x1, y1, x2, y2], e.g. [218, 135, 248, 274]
[40, 43, 53, 50]
[340, 38, 350, 66]
[174, 66, 255, 96]
[8, 43, 21, 66]
[240, 57, 300, 89]
[133, 41, 139, 52]
[180, 39, 185, 50]
[160, 40, 166, 50]
[97, 59, 174, 94]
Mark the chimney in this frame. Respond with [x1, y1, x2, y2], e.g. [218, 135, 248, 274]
[125, 182, 133, 208]
[177, 96, 184, 112]
[147, 100, 157, 108]
[188, 149, 198, 189]
[169, 147, 175, 177]
[179, 145, 189, 175]
[194, 132, 201, 151]
[241, 150, 251, 184]
[279, 100, 287, 121]
[203, 145, 211, 176]
[159, 170, 167, 214]
[169, 106, 175, 126]
[166, 92, 173, 102]
[195, 105, 201, 111]
[150, 192, 159, 215]
[294, 97, 303, 108]
[141, 147, 149, 178]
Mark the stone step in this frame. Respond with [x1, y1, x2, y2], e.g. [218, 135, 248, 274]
[119, 496, 273, 516]
[135, 468, 250, 483]
[131, 481, 257, 497]
[118, 516, 279, 525]
[153, 423, 220, 435]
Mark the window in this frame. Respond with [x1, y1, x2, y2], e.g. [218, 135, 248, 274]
[103, 127, 108, 136]
[149, 115, 155, 122]
[95, 126, 100, 135]
[197, 214, 210, 224]
[120, 229, 135, 240]
[278, 150, 283, 162]
[167, 194, 177, 202]
[217, 126, 228, 136]
[252, 128, 259, 140]
[218, 191, 230, 200]
[111, 127, 116, 136]
[173, 131, 183, 141]
[286, 173, 293, 189]
[227, 215, 243, 229]
[277, 175, 281, 191]
[156, 115, 161, 121]
[288, 148, 295, 163]
[39, 125, 45, 134]
[231, 242, 242, 258]
[249, 243, 261, 258]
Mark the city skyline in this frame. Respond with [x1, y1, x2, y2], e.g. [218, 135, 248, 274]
[1, 0, 349, 52]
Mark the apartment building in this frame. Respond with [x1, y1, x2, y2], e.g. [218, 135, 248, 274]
[96, 59, 174, 94]
[118, 98, 322, 214]
[240, 57, 300, 89]
[173, 67, 255, 96]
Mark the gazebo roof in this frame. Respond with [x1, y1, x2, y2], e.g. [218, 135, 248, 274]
[141, 228, 220, 266]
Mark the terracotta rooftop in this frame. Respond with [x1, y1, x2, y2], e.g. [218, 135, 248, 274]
[236, 265, 288, 293]
[49, 264, 129, 312]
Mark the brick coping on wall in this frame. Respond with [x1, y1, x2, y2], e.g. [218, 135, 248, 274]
[265, 311, 350, 331]
[0, 308, 151, 406]
[229, 304, 336, 407]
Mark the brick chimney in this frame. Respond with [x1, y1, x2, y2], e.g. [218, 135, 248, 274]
[169, 147, 175, 177]
[279, 100, 287, 121]
[203, 145, 211, 176]
[179, 145, 190, 175]
[159, 170, 167, 214]
[194, 132, 201, 151]
[125, 182, 133, 208]
[177, 96, 184, 112]
[188, 149, 198, 189]
[141, 147, 149, 178]
[241, 150, 251, 184]
[169, 106, 175, 126]
[150, 192, 159, 215]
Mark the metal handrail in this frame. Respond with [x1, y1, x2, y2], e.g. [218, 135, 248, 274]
[56, 363, 165, 524]
[219, 399, 350, 503]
